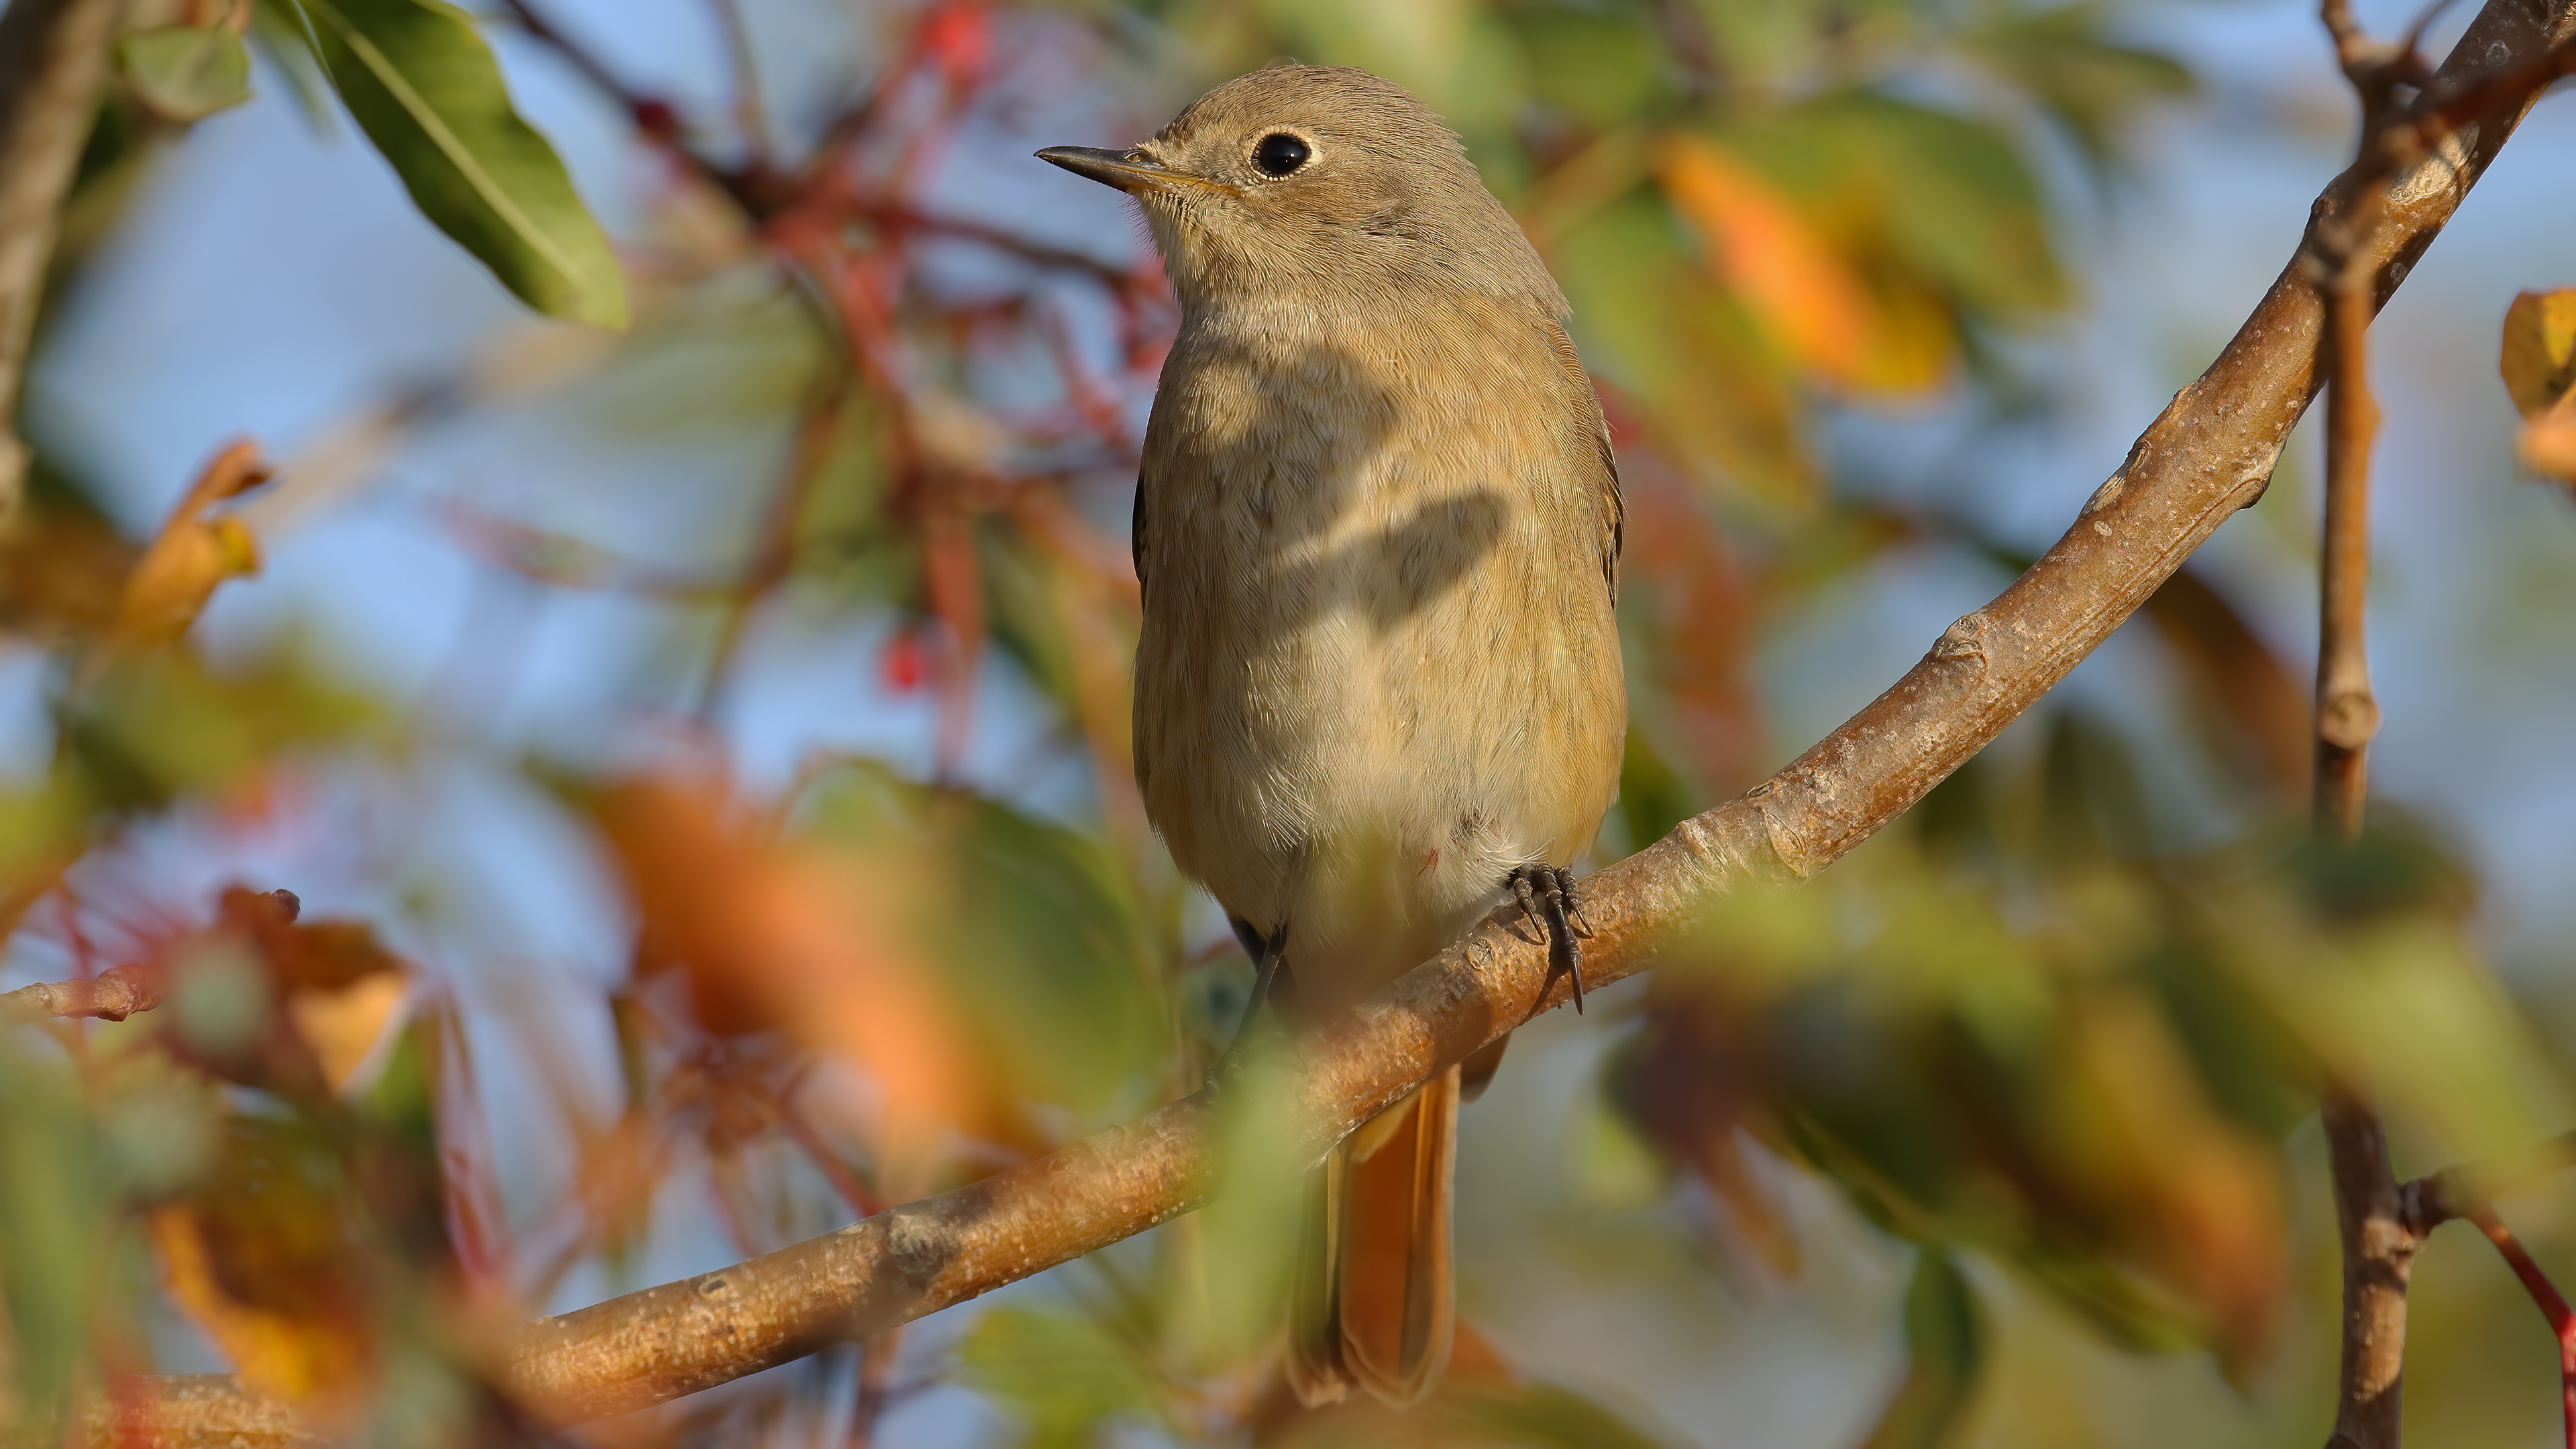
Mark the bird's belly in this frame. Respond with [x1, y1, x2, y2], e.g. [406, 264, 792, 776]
[1136, 506, 1623, 1011]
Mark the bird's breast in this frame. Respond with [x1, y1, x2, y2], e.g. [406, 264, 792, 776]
[1132, 300, 1625, 999]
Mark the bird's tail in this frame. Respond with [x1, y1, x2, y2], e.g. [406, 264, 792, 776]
[1286, 1063, 1459, 1409]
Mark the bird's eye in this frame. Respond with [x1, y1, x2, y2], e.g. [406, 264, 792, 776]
[1252, 132, 1311, 177]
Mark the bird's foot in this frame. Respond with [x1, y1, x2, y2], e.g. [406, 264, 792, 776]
[1203, 934, 1290, 1097]
[1509, 864, 1590, 1013]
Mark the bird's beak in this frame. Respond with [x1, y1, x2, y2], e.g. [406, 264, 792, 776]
[1036, 146, 1227, 197]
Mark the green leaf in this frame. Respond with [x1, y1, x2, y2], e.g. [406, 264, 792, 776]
[1729, 93, 2068, 317]
[1499, 11, 1670, 131]
[274, 0, 626, 327]
[248, 4, 340, 132]
[1612, 724, 1695, 857]
[1964, 3, 2194, 174]
[1442, 1380, 1683, 1449]
[0, 1041, 120, 1424]
[956, 1306, 1166, 1442]
[55, 651, 379, 813]
[118, 26, 254, 122]
[1859, 1248, 1986, 1449]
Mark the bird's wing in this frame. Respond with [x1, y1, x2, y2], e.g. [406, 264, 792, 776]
[1545, 319, 1622, 603]
[1131, 468, 1150, 601]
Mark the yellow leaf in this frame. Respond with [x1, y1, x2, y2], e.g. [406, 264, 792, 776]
[2500, 288, 2576, 419]
[286, 971, 411, 1094]
[112, 441, 273, 650]
[1657, 135, 1951, 396]
[149, 1205, 370, 1415]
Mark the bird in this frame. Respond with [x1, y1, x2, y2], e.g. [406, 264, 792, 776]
[1038, 64, 1626, 1409]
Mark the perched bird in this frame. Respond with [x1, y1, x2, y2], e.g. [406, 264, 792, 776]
[1040, 64, 1625, 1408]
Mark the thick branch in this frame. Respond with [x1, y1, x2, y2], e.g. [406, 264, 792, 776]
[78, 0, 2576, 1434]
[2324, 1087, 2414, 1449]
[80, 1375, 322, 1448]
[0, 0, 126, 522]
[0, 963, 163, 1023]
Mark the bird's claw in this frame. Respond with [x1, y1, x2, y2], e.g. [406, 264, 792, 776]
[1206, 930, 1288, 1096]
[1509, 863, 1587, 1013]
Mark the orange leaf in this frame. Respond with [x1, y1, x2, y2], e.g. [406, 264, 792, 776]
[112, 439, 274, 650]
[2500, 288, 2576, 419]
[2061, 994, 2285, 1361]
[220, 885, 408, 994]
[1658, 136, 1950, 396]
[594, 773, 991, 1161]
[285, 971, 410, 1094]
[2520, 407, 2576, 485]
[149, 1198, 372, 1421]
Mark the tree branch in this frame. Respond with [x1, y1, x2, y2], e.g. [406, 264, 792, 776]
[69, 0, 2576, 1436]
[0, 0, 127, 523]
[2294, 0, 2576, 1438]
[2323, 1086, 2414, 1449]
[2316, 1, 2408, 1439]
[0, 963, 163, 1024]
[2463, 1207, 2576, 1449]
[78, 1375, 323, 1448]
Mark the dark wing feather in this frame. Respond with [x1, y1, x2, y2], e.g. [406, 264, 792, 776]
[1544, 320, 1621, 602]
[1131, 470, 1149, 600]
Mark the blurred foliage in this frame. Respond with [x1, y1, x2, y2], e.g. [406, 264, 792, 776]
[116, 23, 255, 123]
[1, 0, 2572, 1446]
[1858, 1250, 1983, 1449]
[278, 0, 630, 326]
[2506, 288, 2576, 487]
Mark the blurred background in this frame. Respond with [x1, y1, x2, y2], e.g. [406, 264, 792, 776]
[3, 0, 2575, 1444]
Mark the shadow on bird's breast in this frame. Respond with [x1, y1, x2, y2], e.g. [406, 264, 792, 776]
[1174, 330, 1512, 643]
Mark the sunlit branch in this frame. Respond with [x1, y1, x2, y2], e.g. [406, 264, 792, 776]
[2314, 3, 2409, 1442]
[2299, 1, 2576, 1442]
[77, 0, 2576, 1438]
[0, 0, 127, 521]
[0, 963, 164, 1024]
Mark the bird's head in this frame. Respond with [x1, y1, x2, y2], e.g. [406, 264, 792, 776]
[1038, 65, 1558, 317]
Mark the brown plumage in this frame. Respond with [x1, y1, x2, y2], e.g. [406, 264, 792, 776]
[1040, 64, 1625, 1409]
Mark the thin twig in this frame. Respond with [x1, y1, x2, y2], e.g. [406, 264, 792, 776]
[2313, 191, 2383, 833]
[847, 1324, 904, 1449]
[2465, 1207, 2576, 1449]
[2297, 11, 2576, 1449]
[0, 0, 127, 521]
[696, 375, 852, 720]
[2403, 1130, 2576, 1232]
[707, 0, 773, 165]
[495, 0, 793, 219]
[864, 203, 1148, 287]
[2314, 1, 2409, 1441]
